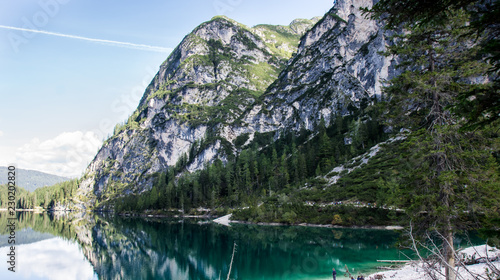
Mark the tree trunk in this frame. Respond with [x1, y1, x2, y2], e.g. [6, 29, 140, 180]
[445, 218, 456, 280]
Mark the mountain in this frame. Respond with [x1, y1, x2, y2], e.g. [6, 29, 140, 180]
[78, 0, 396, 208]
[247, 0, 396, 132]
[0, 228, 54, 247]
[0, 167, 69, 192]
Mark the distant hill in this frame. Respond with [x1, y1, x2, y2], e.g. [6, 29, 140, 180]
[1, 167, 69, 192]
[0, 228, 55, 247]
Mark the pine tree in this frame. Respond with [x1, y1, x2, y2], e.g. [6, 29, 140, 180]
[32, 193, 37, 208]
[224, 162, 233, 197]
[44, 192, 49, 209]
[243, 162, 251, 194]
[318, 131, 332, 171]
[298, 153, 307, 182]
[290, 142, 300, 184]
[252, 159, 259, 190]
[149, 185, 159, 208]
[366, 0, 500, 129]
[280, 152, 290, 189]
[165, 182, 174, 209]
[366, 6, 500, 279]
[259, 155, 270, 187]
[271, 146, 279, 190]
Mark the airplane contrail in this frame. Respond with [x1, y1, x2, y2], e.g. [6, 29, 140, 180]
[0, 24, 172, 53]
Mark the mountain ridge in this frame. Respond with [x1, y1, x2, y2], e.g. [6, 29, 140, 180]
[78, 14, 322, 204]
[77, 0, 396, 209]
[0, 166, 69, 192]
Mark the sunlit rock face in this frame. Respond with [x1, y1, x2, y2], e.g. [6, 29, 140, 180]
[78, 0, 397, 206]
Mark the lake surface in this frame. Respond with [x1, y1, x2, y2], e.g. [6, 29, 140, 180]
[0, 212, 478, 280]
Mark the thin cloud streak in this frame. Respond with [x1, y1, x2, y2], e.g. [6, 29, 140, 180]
[0, 24, 172, 53]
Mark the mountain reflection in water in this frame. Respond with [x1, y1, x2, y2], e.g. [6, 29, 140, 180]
[0, 212, 415, 280]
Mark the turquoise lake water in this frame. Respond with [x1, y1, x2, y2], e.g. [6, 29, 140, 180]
[0, 212, 480, 279]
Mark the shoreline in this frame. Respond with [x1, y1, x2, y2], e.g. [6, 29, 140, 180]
[2, 208, 404, 230]
[118, 212, 405, 230]
[229, 219, 404, 230]
[4, 211, 497, 278]
[366, 245, 500, 280]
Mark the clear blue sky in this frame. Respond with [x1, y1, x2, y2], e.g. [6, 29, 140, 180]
[0, 0, 334, 178]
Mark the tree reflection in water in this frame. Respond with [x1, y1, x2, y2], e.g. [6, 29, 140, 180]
[0, 212, 410, 280]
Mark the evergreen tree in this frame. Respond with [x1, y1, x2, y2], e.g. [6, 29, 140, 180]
[149, 185, 159, 208]
[224, 162, 233, 198]
[44, 192, 49, 208]
[318, 131, 333, 172]
[243, 162, 251, 194]
[193, 180, 201, 205]
[366, 5, 500, 279]
[165, 182, 174, 209]
[271, 146, 279, 190]
[259, 155, 270, 187]
[252, 159, 259, 189]
[298, 153, 307, 181]
[32, 193, 37, 208]
[290, 142, 300, 184]
[367, 0, 500, 129]
[279, 152, 290, 189]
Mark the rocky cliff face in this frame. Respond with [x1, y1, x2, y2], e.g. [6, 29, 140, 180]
[79, 0, 397, 206]
[238, 0, 396, 135]
[78, 16, 318, 203]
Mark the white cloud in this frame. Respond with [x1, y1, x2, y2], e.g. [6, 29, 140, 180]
[0, 130, 4, 137]
[0, 238, 97, 280]
[14, 131, 102, 178]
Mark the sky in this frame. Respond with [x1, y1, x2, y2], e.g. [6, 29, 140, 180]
[0, 237, 98, 280]
[0, 0, 334, 178]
